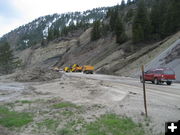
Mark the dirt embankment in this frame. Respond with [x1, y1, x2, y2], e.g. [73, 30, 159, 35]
[14, 67, 62, 82]
[164, 42, 180, 64]
[116, 31, 180, 77]
[15, 27, 180, 80]
[144, 39, 180, 82]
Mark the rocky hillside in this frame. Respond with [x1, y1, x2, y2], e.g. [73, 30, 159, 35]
[15, 22, 180, 80]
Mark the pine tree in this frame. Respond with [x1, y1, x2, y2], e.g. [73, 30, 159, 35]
[109, 8, 118, 31]
[125, 8, 134, 22]
[150, 0, 162, 39]
[127, 0, 132, 5]
[91, 20, 101, 41]
[47, 28, 54, 41]
[132, 0, 151, 43]
[115, 17, 127, 44]
[0, 42, 20, 74]
[61, 26, 68, 36]
[163, 0, 180, 37]
[121, 0, 126, 8]
[101, 23, 110, 36]
[53, 28, 60, 38]
[132, 24, 144, 43]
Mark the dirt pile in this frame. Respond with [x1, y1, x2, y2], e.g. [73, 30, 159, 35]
[14, 67, 62, 82]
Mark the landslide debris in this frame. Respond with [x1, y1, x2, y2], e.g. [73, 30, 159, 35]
[14, 67, 62, 82]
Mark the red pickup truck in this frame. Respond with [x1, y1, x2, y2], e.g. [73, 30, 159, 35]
[140, 67, 176, 85]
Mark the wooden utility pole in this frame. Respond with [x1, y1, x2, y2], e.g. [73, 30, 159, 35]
[141, 65, 148, 117]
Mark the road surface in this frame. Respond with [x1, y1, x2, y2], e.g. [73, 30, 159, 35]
[66, 73, 180, 134]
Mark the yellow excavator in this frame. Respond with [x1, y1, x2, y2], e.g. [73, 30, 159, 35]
[70, 64, 78, 72]
[63, 64, 94, 74]
[70, 64, 83, 72]
[64, 67, 70, 72]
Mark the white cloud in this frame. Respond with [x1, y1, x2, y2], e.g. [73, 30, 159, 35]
[0, 0, 121, 37]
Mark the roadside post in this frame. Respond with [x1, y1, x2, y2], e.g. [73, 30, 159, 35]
[141, 65, 148, 117]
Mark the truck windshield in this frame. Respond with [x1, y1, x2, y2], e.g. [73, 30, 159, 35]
[155, 70, 163, 74]
[164, 70, 175, 75]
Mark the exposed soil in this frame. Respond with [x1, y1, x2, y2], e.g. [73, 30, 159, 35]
[164, 43, 180, 64]
[13, 67, 62, 82]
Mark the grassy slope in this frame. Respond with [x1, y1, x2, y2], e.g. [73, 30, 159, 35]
[0, 100, 146, 135]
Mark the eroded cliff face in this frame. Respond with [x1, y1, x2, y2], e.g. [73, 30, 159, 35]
[15, 25, 180, 82]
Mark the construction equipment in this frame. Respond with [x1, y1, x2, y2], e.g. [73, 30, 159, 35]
[70, 64, 83, 72]
[63, 64, 94, 73]
[70, 64, 78, 72]
[83, 65, 94, 74]
[75, 66, 83, 72]
[64, 67, 70, 72]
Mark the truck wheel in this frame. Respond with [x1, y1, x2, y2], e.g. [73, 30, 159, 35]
[166, 81, 172, 85]
[90, 71, 93, 74]
[84, 71, 88, 74]
[154, 78, 159, 85]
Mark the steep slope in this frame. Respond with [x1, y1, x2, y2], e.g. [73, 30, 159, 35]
[55, 30, 180, 82]
[15, 22, 180, 82]
[2, 0, 180, 82]
[116, 31, 180, 80]
[145, 39, 180, 82]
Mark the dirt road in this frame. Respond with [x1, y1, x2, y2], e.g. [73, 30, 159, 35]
[0, 72, 179, 135]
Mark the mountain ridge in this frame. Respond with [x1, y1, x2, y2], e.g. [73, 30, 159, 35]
[0, 7, 109, 50]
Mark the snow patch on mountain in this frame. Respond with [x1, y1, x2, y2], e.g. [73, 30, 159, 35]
[89, 19, 94, 24]
[66, 19, 72, 26]
[43, 27, 49, 37]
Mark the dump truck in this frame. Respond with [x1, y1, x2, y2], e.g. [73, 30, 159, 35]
[83, 65, 94, 74]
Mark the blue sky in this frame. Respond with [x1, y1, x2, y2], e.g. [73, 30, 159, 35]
[0, 0, 20, 18]
[0, 0, 123, 37]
